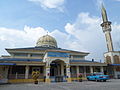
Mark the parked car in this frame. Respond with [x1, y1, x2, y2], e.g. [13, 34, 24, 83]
[87, 73, 109, 82]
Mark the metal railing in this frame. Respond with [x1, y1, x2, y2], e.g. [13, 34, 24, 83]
[8, 74, 25, 79]
[8, 74, 44, 79]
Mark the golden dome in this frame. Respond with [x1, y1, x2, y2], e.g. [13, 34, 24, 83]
[36, 35, 57, 48]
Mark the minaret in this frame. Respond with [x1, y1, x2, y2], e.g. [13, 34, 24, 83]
[101, 4, 114, 52]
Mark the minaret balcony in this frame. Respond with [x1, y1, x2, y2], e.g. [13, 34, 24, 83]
[101, 21, 112, 32]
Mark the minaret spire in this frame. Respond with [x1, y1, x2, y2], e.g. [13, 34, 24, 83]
[100, 4, 114, 52]
[101, 4, 108, 22]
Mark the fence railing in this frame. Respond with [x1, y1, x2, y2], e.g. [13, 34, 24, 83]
[71, 73, 91, 78]
[8, 74, 44, 79]
[8, 74, 25, 79]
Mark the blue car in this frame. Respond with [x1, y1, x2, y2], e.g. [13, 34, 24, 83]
[87, 73, 109, 82]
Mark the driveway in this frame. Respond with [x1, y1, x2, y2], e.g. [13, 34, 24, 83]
[0, 79, 120, 90]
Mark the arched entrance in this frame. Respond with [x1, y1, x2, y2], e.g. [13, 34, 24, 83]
[50, 60, 66, 76]
[50, 60, 66, 82]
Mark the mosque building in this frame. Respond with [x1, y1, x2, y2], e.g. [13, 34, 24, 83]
[0, 4, 120, 84]
[0, 34, 106, 83]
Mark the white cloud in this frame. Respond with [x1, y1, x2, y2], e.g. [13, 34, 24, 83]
[94, 0, 104, 10]
[0, 26, 48, 55]
[112, 23, 120, 50]
[0, 12, 120, 61]
[51, 29, 86, 52]
[65, 12, 120, 61]
[115, 0, 120, 1]
[65, 12, 106, 60]
[96, 0, 104, 5]
[28, 0, 65, 12]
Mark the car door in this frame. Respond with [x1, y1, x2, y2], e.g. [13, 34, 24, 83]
[92, 74, 97, 80]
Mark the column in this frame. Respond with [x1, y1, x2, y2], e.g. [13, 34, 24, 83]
[84, 66, 86, 78]
[9, 66, 12, 75]
[113, 66, 117, 79]
[90, 66, 93, 73]
[66, 64, 71, 82]
[44, 66, 46, 76]
[100, 66, 104, 73]
[15, 72, 18, 79]
[76, 66, 79, 77]
[4, 66, 9, 83]
[4, 66, 9, 79]
[61, 64, 64, 76]
[25, 65, 29, 79]
[45, 65, 50, 83]
[57, 65, 60, 75]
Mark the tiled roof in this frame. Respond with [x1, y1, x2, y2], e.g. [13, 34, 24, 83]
[0, 58, 42, 62]
[6, 47, 89, 54]
[70, 60, 99, 63]
[109, 64, 120, 66]
[0, 63, 16, 65]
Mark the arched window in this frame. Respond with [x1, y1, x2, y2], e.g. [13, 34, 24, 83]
[106, 56, 111, 64]
[114, 55, 120, 64]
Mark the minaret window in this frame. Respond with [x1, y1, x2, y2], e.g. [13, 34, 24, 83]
[106, 56, 111, 64]
[114, 55, 120, 64]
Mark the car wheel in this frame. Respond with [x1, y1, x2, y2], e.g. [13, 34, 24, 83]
[87, 78, 90, 81]
[96, 80, 100, 82]
[103, 80, 106, 82]
[95, 78, 97, 81]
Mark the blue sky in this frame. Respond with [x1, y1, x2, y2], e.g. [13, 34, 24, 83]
[0, 0, 120, 61]
[1, 0, 120, 31]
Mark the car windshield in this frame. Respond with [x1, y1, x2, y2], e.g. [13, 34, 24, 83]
[95, 73, 103, 75]
[91, 73, 104, 76]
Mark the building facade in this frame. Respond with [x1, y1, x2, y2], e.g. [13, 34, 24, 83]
[1, 4, 120, 84]
[0, 34, 107, 83]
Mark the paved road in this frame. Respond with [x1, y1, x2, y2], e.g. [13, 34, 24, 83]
[0, 79, 120, 90]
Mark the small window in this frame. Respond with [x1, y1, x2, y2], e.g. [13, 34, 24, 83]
[14, 53, 28, 57]
[73, 55, 84, 58]
[30, 54, 43, 57]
